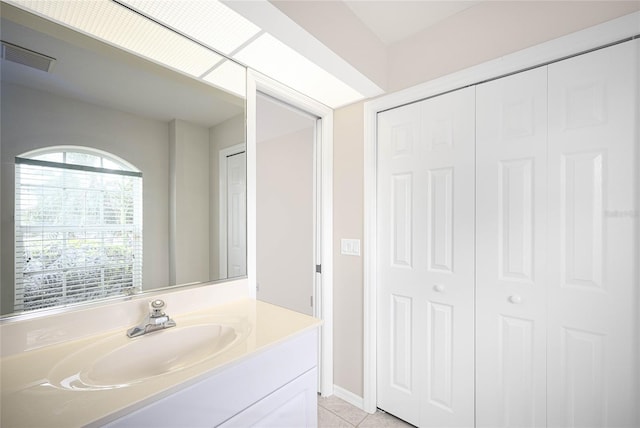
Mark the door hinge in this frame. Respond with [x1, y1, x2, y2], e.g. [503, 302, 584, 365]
[316, 264, 322, 274]
[310, 295, 313, 307]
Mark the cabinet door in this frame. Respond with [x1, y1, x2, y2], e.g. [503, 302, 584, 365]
[475, 66, 548, 428]
[377, 87, 475, 427]
[219, 369, 317, 428]
[546, 39, 639, 428]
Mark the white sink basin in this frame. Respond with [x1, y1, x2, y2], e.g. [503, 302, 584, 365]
[49, 323, 243, 390]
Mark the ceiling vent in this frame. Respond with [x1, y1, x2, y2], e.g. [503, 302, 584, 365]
[1, 41, 56, 72]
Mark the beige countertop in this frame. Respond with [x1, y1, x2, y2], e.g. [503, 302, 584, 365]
[0, 299, 321, 427]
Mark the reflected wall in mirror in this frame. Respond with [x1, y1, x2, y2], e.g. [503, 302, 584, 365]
[0, 3, 247, 316]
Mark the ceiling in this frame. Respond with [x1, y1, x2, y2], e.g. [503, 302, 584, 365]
[270, 0, 640, 94]
[3, 0, 639, 111]
[343, 0, 481, 45]
[4, 0, 383, 108]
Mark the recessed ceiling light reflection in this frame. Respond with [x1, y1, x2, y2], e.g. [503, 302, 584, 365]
[118, 0, 262, 55]
[9, 0, 223, 77]
[233, 33, 365, 108]
[202, 60, 247, 97]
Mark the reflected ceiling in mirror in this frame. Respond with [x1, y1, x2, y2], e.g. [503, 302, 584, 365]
[0, 2, 247, 317]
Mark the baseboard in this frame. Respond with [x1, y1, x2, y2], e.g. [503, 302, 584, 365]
[333, 385, 366, 411]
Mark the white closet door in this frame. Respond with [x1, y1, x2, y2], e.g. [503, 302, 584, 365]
[547, 40, 639, 427]
[475, 66, 548, 427]
[377, 87, 475, 427]
[227, 151, 247, 277]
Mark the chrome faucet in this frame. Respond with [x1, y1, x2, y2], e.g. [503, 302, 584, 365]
[127, 299, 177, 338]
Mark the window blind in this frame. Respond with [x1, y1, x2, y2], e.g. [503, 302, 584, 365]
[14, 157, 143, 311]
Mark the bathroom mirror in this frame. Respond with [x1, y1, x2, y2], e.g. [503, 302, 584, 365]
[0, 3, 247, 317]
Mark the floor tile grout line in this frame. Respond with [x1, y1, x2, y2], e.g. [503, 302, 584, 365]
[319, 405, 358, 427]
[355, 413, 369, 427]
[320, 396, 411, 428]
[320, 402, 378, 427]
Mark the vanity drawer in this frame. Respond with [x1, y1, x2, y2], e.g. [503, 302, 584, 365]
[218, 368, 317, 428]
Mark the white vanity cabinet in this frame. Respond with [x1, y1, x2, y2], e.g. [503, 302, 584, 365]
[103, 328, 318, 428]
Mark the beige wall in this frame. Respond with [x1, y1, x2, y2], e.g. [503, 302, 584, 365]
[169, 119, 210, 286]
[256, 126, 315, 316]
[333, 101, 365, 396]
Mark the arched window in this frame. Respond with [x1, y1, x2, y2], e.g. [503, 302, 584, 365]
[14, 146, 142, 311]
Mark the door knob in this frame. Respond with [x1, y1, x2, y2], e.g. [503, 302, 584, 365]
[508, 295, 523, 304]
[433, 284, 445, 292]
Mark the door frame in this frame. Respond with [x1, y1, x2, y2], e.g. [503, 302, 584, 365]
[247, 69, 334, 396]
[218, 143, 246, 279]
[362, 12, 640, 413]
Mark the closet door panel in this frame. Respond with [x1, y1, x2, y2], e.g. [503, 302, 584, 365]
[547, 40, 639, 428]
[475, 66, 548, 428]
[377, 87, 475, 427]
[419, 89, 475, 428]
[377, 102, 423, 425]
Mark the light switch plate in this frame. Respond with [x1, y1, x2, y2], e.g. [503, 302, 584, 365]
[341, 238, 361, 256]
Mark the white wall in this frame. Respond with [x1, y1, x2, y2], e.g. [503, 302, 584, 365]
[1, 83, 169, 314]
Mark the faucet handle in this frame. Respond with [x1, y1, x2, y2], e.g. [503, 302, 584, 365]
[150, 299, 166, 317]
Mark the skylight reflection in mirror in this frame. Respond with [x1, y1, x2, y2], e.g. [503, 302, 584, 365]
[119, 0, 262, 55]
[6, 0, 241, 94]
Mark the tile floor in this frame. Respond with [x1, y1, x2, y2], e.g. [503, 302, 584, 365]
[318, 395, 414, 427]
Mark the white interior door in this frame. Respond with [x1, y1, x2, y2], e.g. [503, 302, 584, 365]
[377, 87, 475, 427]
[546, 40, 639, 427]
[475, 66, 548, 427]
[227, 151, 247, 277]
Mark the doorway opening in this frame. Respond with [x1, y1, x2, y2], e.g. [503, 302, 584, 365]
[256, 93, 318, 317]
[248, 70, 334, 396]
